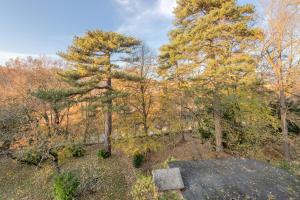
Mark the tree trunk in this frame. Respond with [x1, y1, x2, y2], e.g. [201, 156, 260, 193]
[83, 102, 89, 144]
[180, 97, 186, 142]
[181, 132, 186, 142]
[104, 77, 112, 154]
[53, 108, 60, 126]
[43, 111, 51, 136]
[64, 105, 70, 139]
[49, 148, 61, 174]
[213, 93, 223, 152]
[143, 115, 148, 135]
[52, 156, 61, 174]
[53, 108, 60, 135]
[141, 92, 148, 135]
[279, 88, 290, 161]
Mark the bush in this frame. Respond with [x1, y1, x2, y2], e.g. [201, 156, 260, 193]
[53, 171, 80, 200]
[17, 149, 42, 165]
[198, 128, 212, 140]
[68, 143, 86, 158]
[133, 154, 144, 168]
[114, 137, 163, 156]
[131, 175, 158, 200]
[97, 149, 111, 159]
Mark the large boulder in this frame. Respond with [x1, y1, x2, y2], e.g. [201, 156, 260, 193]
[152, 168, 184, 191]
[169, 158, 300, 200]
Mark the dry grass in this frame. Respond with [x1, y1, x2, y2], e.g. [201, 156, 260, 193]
[0, 146, 136, 200]
[141, 134, 232, 171]
[141, 133, 300, 176]
[1, 134, 299, 200]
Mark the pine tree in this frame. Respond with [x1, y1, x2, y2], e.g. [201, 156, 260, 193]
[33, 88, 73, 136]
[159, 0, 262, 152]
[59, 30, 140, 155]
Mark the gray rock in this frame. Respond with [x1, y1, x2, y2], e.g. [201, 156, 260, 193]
[152, 168, 185, 191]
[169, 158, 300, 200]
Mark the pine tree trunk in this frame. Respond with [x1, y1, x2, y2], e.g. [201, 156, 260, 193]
[213, 93, 223, 152]
[279, 88, 290, 161]
[180, 100, 186, 142]
[65, 106, 70, 138]
[83, 102, 89, 144]
[104, 77, 112, 154]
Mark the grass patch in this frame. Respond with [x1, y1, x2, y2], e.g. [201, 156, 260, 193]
[0, 147, 135, 200]
[276, 161, 300, 176]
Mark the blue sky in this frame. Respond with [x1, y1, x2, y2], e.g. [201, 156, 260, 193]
[0, 0, 259, 64]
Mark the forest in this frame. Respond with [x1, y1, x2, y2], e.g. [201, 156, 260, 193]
[0, 0, 299, 199]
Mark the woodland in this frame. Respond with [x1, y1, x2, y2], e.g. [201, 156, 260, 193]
[0, 0, 299, 199]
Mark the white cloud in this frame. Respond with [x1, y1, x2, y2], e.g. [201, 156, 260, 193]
[114, 0, 140, 11]
[157, 0, 177, 17]
[114, 0, 176, 49]
[115, 0, 176, 18]
[115, 0, 131, 6]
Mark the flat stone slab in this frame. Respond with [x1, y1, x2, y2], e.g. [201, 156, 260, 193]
[169, 158, 300, 200]
[152, 168, 185, 191]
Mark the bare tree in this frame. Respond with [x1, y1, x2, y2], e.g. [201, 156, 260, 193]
[261, 0, 300, 160]
[126, 43, 156, 135]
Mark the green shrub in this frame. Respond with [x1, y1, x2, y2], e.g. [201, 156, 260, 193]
[53, 171, 80, 200]
[133, 154, 144, 168]
[131, 175, 158, 200]
[198, 128, 212, 140]
[68, 143, 86, 158]
[17, 149, 42, 165]
[97, 149, 111, 159]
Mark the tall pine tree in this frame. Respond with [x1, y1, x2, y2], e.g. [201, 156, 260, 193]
[59, 30, 140, 155]
[159, 0, 262, 151]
